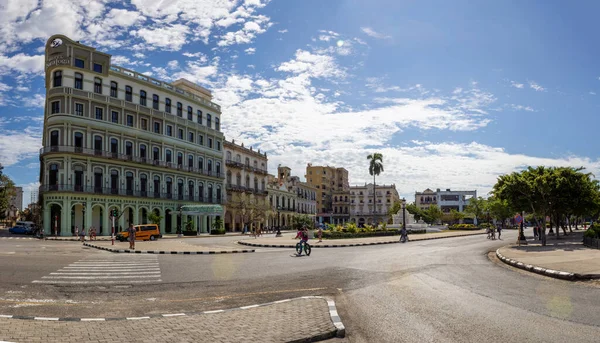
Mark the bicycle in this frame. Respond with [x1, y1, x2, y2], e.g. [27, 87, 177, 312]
[296, 240, 312, 256]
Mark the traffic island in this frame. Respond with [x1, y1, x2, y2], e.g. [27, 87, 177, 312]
[496, 233, 600, 281]
[238, 229, 487, 248]
[0, 296, 343, 342]
[83, 240, 255, 254]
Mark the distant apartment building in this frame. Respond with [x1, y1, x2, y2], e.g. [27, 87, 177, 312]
[415, 188, 476, 213]
[9, 187, 23, 211]
[266, 166, 316, 228]
[305, 164, 349, 223]
[350, 183, 400, 226]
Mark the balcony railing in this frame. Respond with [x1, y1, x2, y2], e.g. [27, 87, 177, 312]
[225, 159, 268, 174]
[226, 183, 268, 195]
[39, 184, 224, 204]
[41, 146, 224, 179]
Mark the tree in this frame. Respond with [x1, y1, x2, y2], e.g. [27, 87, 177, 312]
[292, 214, 313, 230]
[147, 211, 163, 226]
[0, 172, 16, 221]
[367, 153, 384, 216]
[486, 196, 513, 230]
[450, 209, 465, 224]
[406, 203, 425, 222]
[465, 197, 486, 225]
[423, 205, 443, 225]
[212, 218, 224, 231]
[228, 194, 270, 230]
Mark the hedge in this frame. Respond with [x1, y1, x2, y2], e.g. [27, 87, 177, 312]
[182, 230, 197, 236]
[584, 224, 600, 239]
[320, 229, 426, 239]
[210, 228, 226, 235]
[448, 224, 480, 230]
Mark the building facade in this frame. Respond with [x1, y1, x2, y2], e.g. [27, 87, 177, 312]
[414, 188, 476, 213]
[223, 140, 268, 231]
[349, 183, 400, 226]
[9, 187, 23, 211]
[40, 35, 225, 236]
[305, 164, 349, 223]
[265, 166, 317, 228]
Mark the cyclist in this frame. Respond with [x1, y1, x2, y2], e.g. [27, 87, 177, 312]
[295, 226, 309, 256]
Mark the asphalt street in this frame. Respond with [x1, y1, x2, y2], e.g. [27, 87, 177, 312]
[1, 228, 599, 342]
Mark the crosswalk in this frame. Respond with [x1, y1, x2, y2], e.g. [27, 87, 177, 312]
[32, 255, 162, 285]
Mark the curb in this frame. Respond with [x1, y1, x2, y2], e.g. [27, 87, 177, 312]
[83, 242, 255, 254]
[0, 295, 346, 339]
[0, 237, 36, 240]
[238, 231, 487, 248]
[46, 238, 112, 242]
[495, 249, 600, 281]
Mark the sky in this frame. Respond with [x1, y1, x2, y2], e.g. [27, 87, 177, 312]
[2, 0, 600, 208]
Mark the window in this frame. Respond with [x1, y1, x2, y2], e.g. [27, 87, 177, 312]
[50, 130, 59, 147]
[74, 73, 83, 89]
[208, 160, 212, 172]
[94, 136, 102, 151]
[110, 138, 118, 154]
[75, 58, 84, 68]
[111, 111, 118, 123]
[178, 129, 183, 139]
[198, 183, 204, 200]
[216, 162, 221, 176]
[153, 147, 160, 161]
[141, 118, 147, 130]
[126, 172, 134, 194]
[94, 77, 102, 94]
[166, 177, 172, 195]
[93, 63, 103, 73]
[53, 71, 62, 87]
[125, 86, 132, 102]
[166, 150, 172, 163]
[207, 113, 211, 128]
[197, 110, 202, 124]
[188, 155, 193, 168]
[139, 144, 146, 159]
[198, 134, 203, 146]
[208, 138, 213, 149]
[139, 90, 147, 106]
[126, 115, 133, 127]
[140, 174, 148, 195]
[187, 106, 193, 120]
[125, 142, 133, 156]
[74, 132, 83, 148]
[165, 98, 171, 113]
[198, 157, 204, 171]
[215, 117, 220, 131]
[166, 125, 172, 137]
[51, 101, 60, 114]
[216, 141, 221, 151]
[95, 107, 103, 120]
[188, 132, 194, 143]
[152, 94, 159, 110]
[154, 122, 160, 134]
[176, 102, 182, 117]
[177, 152, 183, 166]
[110, 81, 118, 98]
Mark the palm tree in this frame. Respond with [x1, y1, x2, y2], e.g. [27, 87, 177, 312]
[367, 153, 384, 219]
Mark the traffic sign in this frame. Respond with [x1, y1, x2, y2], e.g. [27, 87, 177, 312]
[514, 214, 523, 223]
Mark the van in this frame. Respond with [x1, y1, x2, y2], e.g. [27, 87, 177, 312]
[116, 224, 162, 242]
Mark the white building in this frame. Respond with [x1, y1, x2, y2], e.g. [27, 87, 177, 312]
[349, 183, 400, 226]
[415, 188, 476, 213]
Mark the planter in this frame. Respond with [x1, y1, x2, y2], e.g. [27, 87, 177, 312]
[210, 229, 226, 235]
[583, 236, 600, 249]
[182, 230, 197, 236]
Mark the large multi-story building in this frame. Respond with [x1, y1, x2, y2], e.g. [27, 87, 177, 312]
[265, 166, 317, 228]
[414, 188, 476, 213]
[9, 187, 23, 211]
[305, 164, 349, 223]
[223, 140, 268, 231]
[349, 183, 400, 226]
[40, 35, 225, 236]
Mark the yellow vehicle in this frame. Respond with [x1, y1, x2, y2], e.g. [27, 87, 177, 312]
[116, 224, 162, 242]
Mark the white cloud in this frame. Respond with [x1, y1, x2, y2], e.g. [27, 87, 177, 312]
[529, 80, 545, 92]
[244, 47, 256, 55]
[360, 27, 391, 39]
[130, 24, 190, 51]
[278, 29, 288, 33]
[276, 49, 346, 79]
[217, 15, 272, 46]
[0, 121, 42, 167]
[0, 53, 44, 76]
[510, 104, 535, 112]
[589, 91, 596, 95]
[510, 81, 524, 89]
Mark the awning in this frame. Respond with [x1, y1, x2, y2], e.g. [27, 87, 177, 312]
[179, 205, 224, 216]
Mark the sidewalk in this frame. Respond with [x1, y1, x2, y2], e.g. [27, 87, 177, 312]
[84, 239, 255, 254]
[496, 231, 600, 280]
[0, 296, 342, 343]
[239, 229, 487, 248]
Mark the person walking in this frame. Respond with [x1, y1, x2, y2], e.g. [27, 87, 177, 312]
[317, 225, 323, 242]
[79, 227, 86, 242]
[127, 223, 136, 250]
[75, 225, 79, 237]
[497, 225, 502, 240]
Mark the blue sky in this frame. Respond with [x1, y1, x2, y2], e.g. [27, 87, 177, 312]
[1, 0, 600, 207]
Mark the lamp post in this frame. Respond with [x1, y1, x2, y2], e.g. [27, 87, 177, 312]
[82, 202, 86, 231]
[276, 205, 282, 236]
[177, 206, 183, 237]
[401, 198, 406, 232]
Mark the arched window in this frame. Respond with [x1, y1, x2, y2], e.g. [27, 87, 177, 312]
[165, 98, 171, 113]
[188, 154, 193, 168]
[187, 106, 193, 120]
[48, 164, 59, 189]
[125, 141, 133, 157]
[216, 185, 221, 202]
[253, 160, 257, 168]
[236, 154, 241, 162]
[188, 181, 194, 200]
[177, 179, 184, 200]
[152, 94, 159, 110]
[125, 86, 132, 102]
[94, 135, 102, 153]
[226, 151, 232, 161]
[208, 184, 213, 202]
[139, 144, 147, 160]
[74, 132, 83, 150]
[245, 157, 250, 166]
[215, 162, 221, 176]
[140, 174, 148, 196]
[245, 175, 250, 188]
[177, 152, 183, 166]
[110, 138, 118, 155]
[50, 130, 59, 148]
[236, 173, 241, 186]
[139, 90, 147, 106]
[166, 150, 172, 164]
[93, 167, 103, 193]
[254, 177, 258, 191]
[176, 102, 183, 117]
[166, 177, 173, 197]
[74, 73, 83, 89]
[110, 81, 118, 98]
[126, 172, 134, 195]
[153, 147, 160, 161]
[110, 170, 119, 194]
[226, 170, 232, 185]
[215, 117, 220, 131]
[94, 77, 102, 94]
[198, 182, 204, 201]
[207, 160, 212, 173]
[153, 176, 161, 198]
[261, 180, 265, 191]
[53, 70, 62, 87]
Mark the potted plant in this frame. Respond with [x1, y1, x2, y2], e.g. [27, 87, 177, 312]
[211, 218, 226, 235]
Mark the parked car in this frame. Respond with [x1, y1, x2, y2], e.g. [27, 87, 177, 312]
[9, 226, 33, 235]
[116, 224, 162, 242]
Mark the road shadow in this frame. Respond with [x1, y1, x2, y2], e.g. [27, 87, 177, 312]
[511, 231, 589, 252]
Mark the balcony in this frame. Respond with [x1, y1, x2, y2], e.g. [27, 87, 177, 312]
[40, 184, 224, 204]
[41, 146, 223, 179]
[226, 183, 268, 195]
[225, 159, 268, 175]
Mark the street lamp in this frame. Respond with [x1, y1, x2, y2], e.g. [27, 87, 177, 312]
[82, 202, 86, 230]
[401, 198, 406, 231]
[276, 205, 282, 237]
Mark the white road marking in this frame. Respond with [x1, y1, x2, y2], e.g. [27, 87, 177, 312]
[32, 279, 162, 284]
[50, 271, 160, 275]
[42, 275, 160, 279]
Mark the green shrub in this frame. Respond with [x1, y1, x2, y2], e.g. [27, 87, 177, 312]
[584, 224, 600, 239]
[210, 228, 226, 235]
[320, 230, 399, 239]
[448, 223, 479, 230]
[479, 223, 492, 229]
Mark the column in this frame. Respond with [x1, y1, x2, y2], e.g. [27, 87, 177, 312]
[118, 207, 126, 232]
[231, 212, 236, 232]
[64, 200, 72, 236]
[102, 204, 110, 236]
[160, 212, 166, 235]
[43, 206, 51, 235]
[84, 202, 92, 232]
[133, 206, 139, 226]
[171, 210, 177, 233]
[61, 205, 69, 236]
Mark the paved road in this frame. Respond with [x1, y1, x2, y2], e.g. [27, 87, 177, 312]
[1, 228, 599, 342]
